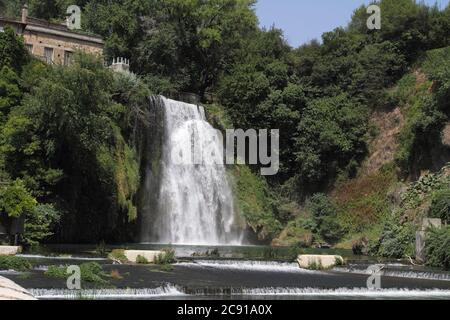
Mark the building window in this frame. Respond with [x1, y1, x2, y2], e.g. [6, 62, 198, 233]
[64, 51, 73, 66]
[26, 44, 33, 53]
[44, 47, 53, 64]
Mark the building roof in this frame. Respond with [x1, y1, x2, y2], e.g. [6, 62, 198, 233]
[0, 15, 104, 45]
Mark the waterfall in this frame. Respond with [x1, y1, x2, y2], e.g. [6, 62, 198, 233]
[140, 96, 241, 245]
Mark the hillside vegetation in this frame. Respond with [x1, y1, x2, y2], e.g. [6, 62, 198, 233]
[0, 0, 449, 267]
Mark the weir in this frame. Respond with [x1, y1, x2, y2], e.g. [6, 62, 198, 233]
[139, 96, 242, 245]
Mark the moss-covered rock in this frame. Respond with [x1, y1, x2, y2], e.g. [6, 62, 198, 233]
[229, 165, 282, 242]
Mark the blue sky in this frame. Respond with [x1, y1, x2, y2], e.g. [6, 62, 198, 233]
[255, 0, 450, 47]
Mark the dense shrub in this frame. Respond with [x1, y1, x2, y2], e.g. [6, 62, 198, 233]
[45, 262, 109, 284]
[0, 256, 32, 271]
[429, 189, 450, 224]
[306, 194, 344, 243]
[154, 249, 176, 265]
[374, 218, 415, 259]
[426, 226, 450, 270]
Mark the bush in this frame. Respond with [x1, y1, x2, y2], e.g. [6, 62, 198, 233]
[136, 255, 149, 264]
[0, 256, 32, 271]
[375, 219, 415, 259]
[426, 226, 450, 270]
[306, 194, 343, 243]
[45, 262, 109, 284]
[23, 204, 60, 246]
[108, 249, 128, 263]
[429, 189, 450, 224]
[45, 265, 68, 278]
[155, 249, 176, 265]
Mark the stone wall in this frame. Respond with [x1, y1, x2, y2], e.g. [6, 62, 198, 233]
[23, 27, 103, 65]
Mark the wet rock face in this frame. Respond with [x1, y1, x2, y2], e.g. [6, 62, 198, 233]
[0, 276, 36, 300]
[137, 96, 166, 242]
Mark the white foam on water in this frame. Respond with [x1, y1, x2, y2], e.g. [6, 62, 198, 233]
[177, 260, 327, 274]
[33, 265, 49, 271]
[30, 285, 187, 300]
[30, 286, 450, 300]
[0, 269, 22, 275]
[238, 287, 450, 299]
[334, 267, 450, 281]
[17, 254, 107, 261]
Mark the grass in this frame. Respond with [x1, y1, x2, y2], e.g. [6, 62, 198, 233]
[0, 256, 33, 271]
[157, 264, 174, 272]
[155, 249, 176, 265]
[108, 249, 128, 263]
[136, 255, 149, 264]
[307, 260, 324, 271]
[332, 166, 396, 235]
[45, 262, 110, 285]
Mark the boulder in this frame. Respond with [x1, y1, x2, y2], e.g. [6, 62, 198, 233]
[297, 255, 344, 270]
[0, 246, 22, 256]
[0, 276, 36, 300]
[123, 250, 165, 264]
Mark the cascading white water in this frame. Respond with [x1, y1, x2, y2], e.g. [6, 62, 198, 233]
[150, 97, 241, 245]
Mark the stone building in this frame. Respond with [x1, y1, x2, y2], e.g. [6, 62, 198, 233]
[0, 5, 104, 65]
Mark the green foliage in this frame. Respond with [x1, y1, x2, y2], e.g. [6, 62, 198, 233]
[0, 179, 36, 218]
[426, 226, 450, 270]
[154, 249, 176, 265]
[23, 203, 60, 246]
[108, 249, 128, 263]
[395, 47, 450, 175]
[306, 194, 344, 244]
[0, 66, 22, 121]
[0, 27, 28, 71]
[45, 265, 68, 278]
[334, 168, 395, 235]
[422, 47, 450, 111]
[78, 262, 109, 284]
[429, 189, 450, 224]
[231, 165, 282, 241]
[295, 95, 368, 188]
[45, 262, 109, 284]
[136, 255, 149, 264]
[0, 0, 449, 251]
[0, 256, 32, 271]
[28, 0, 75, 22]
[0, 53, 140, 242]
[372, 217, 415, 259]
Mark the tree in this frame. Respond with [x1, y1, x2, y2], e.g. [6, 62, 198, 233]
[23, 203, 60, 246]
[0, 27, 28, 71]
[306, 193, 343, 243]
[28, 0, 80, 21]
[0, 179, 37, 218]
[429, 189, 450, 224]
[295, 95, 368, 189]
[0, 66, 22, 122]
[134, 0, 259, 96]
[426, 226, 450, 270]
